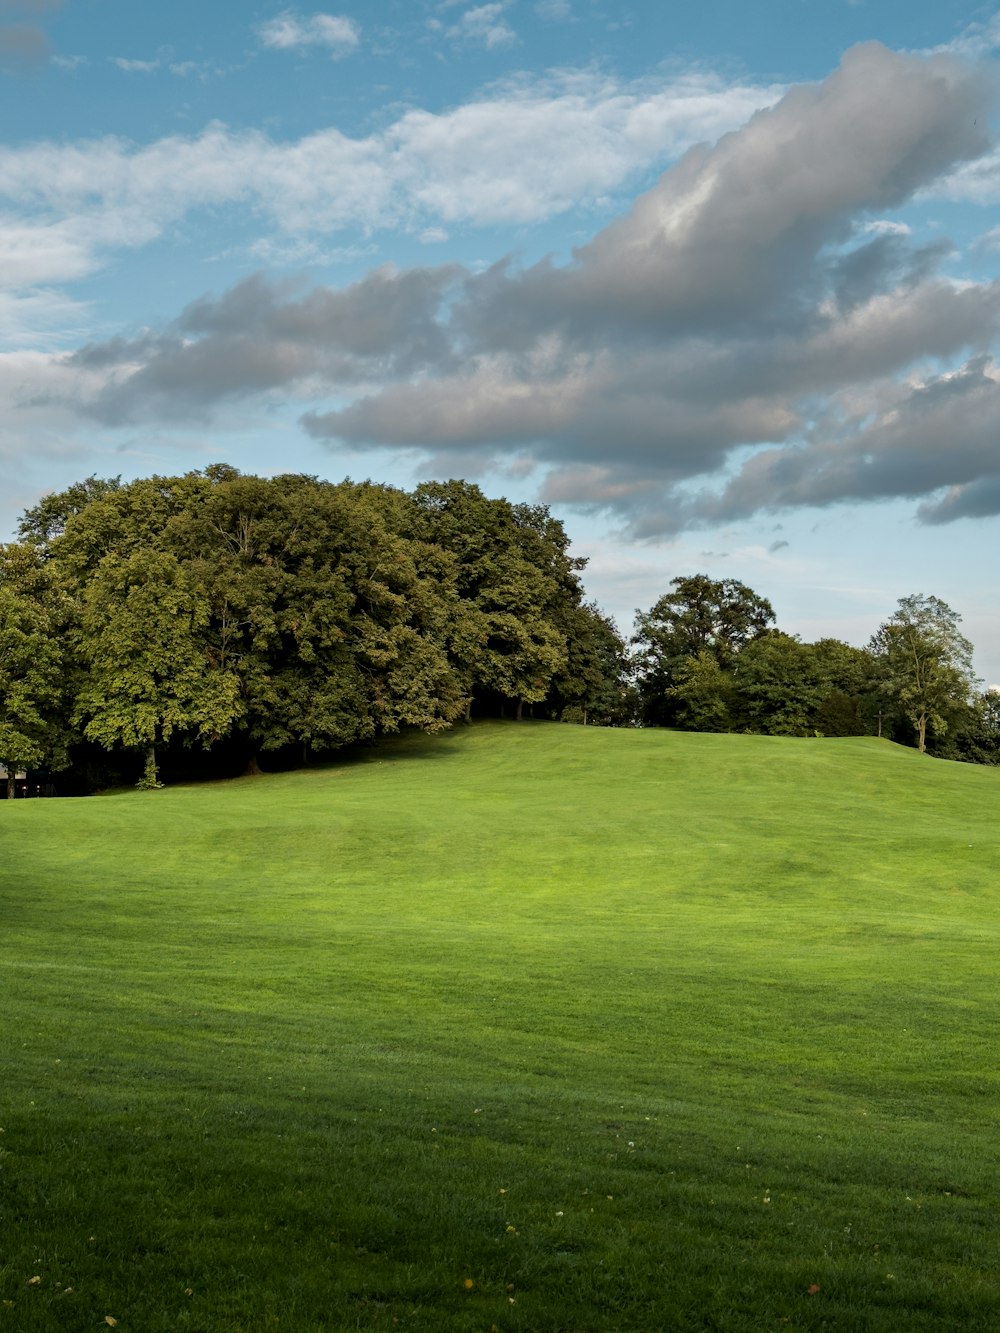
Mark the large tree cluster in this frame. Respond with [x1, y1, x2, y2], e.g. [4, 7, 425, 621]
[0, 468, 628, 789]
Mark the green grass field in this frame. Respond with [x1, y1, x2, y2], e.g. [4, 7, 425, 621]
[2, 722, 999, 1331]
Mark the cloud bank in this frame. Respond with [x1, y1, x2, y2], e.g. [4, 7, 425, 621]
[13, 43, 1000, 535]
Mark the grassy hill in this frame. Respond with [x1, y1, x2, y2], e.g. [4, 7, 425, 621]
[2, 723, 999, 1331]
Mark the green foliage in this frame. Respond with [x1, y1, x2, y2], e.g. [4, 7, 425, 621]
[0, 544, 73, 789]
[633, 574, 775, 725]
[630, 575, 985, 756]
[552, 601, 632, 725]
[810, 638, 878, 736]
[74, 547, 243, 754]
[413, 479, 583, 714]
[870, 594, 978, 753]
[16, 474, 123, 546]
[814, 688, 864, 737]
[667, 648, 733, 731]
[932, 688, 1000, 765]
[7, 468, 605, 785]
[732, 632, 832, 736]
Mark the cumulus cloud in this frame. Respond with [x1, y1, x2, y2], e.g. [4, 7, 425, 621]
[447, 3, 516, 48]
[453, 43, 985, 345]
[930, 10, 1000, 58]
[11, 42, 1000, 537]
[256, 11, 360, 56]
[300, 44, 996, 534]
[684, 356, 1000, 528]
[62, 266, 462, 422]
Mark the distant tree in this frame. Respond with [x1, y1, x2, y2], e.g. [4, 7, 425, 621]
[0, 544, 72, 797]
[667, 649, 733, 732]
[933, 688, 1000, 765]
[412, 480, 578, 719]
[809, 638, 878, 736]
[549, 601, 631, 725]
[731, 632, 831, 736]
[633, 575, 775, 725]
[869, 595, 978, 754]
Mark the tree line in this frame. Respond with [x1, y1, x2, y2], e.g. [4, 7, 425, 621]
[0, 469, 995, 794]
[631, 574, 997, 763]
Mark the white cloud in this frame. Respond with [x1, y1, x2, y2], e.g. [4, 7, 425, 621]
[861, 219, 912, 237]
[109, 56, 159, 73]
[536, 0, 571, 19]
[447, 3, 517, 48]
[256, 10, 360, 56]
[928, 11, 1000, 58]
[0, 289, 90, 349]
[0, 67, 782, 300]
[932, 147, 1000, 205]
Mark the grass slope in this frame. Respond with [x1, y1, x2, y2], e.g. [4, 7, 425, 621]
[1, 723, 999, 1331]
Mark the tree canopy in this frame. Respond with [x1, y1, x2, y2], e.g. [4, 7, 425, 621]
[3, 468, 629, 788]
[869, 594, 978, 753]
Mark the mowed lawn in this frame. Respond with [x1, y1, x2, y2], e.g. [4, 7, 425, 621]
[2, 723, 999, 1332]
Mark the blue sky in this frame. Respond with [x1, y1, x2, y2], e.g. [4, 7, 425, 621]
[4, 1, 1000, 679]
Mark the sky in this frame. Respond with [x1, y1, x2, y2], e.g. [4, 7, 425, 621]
[4, 2, 1000, 681]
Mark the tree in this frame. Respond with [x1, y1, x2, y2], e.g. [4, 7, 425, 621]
[17, 475, 122, 547]
[550, 602, 631, 726]
[0, 545, 72, 796]
[868, 595, 977, 754]
[74, 548, 243, 786]
[667, 649, 733, 732]
[929, 688, 1000, 765]
[16, 466, 640, 786]
[731, 633, 830, 736]
[412, 480, 579, 719]
[949, 689, 1000, 765]
[810, 638, 878, 736]
[633, 575, 775, 725]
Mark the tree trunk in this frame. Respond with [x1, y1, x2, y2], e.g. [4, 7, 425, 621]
[917, 714, 927, 753]
[6, 768, 14, 801]
[515, 698, 523, 721]
[464, 699, 472, 724]
[244, 752, 264, 777]
[144, 745, 158, 787]
[583, 708, 588, 727]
